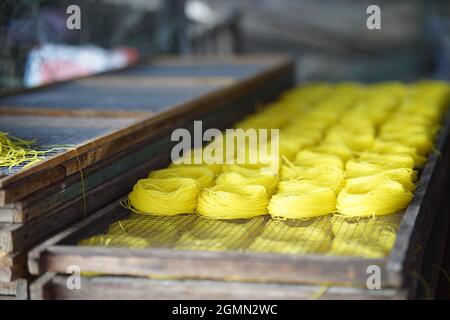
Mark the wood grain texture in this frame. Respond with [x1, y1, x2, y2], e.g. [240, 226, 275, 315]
[29, 273, 406, 300]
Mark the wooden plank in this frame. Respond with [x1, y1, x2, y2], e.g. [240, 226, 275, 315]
[0, 55, 293, 192]
[0, 107, 149, 119]
[30, 273, 406, 300]
[74, 76, 237, 87]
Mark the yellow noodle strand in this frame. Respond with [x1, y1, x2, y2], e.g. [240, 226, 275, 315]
[128, 178, 201, 215]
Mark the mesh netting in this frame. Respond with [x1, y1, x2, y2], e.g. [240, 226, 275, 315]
[79, 210, 402, 259]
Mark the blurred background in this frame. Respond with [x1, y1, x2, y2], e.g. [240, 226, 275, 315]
[1, 0, 450, 93]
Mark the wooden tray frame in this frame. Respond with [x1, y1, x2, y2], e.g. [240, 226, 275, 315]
[27, 101, 450, 297]
[30, 273, 406, 300]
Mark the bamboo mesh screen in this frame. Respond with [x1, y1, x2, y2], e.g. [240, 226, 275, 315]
[79, 211, 402, 259]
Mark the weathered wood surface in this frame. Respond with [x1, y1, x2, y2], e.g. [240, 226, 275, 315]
[30, 273, 406, 300]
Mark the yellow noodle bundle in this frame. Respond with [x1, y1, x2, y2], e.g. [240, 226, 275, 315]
[381, 122, 438, 136]
[268, 187, 336, 219]
[389, 114, 437, 127]
[282, 126, 323, 143]
[229, 145, 279, 170]
[216, 171, 278, 196]
[234, 104, 291, 130]
[337, 115, 377, 135]
[277, 134, 316, 160]
[294, 150, 344, 169]
[356, 152, 415, 170]
[148, 167, 215, 188]
[281, 83, 331, 107]
[308, 143, 353, 162]
[379, 133, 434, 155]
[197, 184, 268, 219]
[325, 127, 375, 152]
[277, 180, 328, 194]
[345, 164, 416, 191]
[128, 178, 201, 215]
[337, 175, 413, 217]
[367, 81, 407, 100]
[371, 140, 426, 167]
[397, 102, 443, 122]
[222, 163, 277, 179]
[281, 161, 344, 189]
[171, 149, 222, 175]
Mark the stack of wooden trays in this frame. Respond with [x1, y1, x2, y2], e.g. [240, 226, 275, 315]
[0, 55, 294, 299]
[27, 85, 450, 300]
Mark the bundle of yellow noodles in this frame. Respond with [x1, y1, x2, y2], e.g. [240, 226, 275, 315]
[324, 127, 375, 152]
[371, 140, 426, 167]
[148, 167, 215, 188]
[356, 152, 415, 169]
[336, 175, 413, 217]
[215, 171, 278, 196]
[280, 164, 344, 191]
[268, 187, 336, 219]
[197, 184, 268, 219]
[294, 150, 344, 169]
[128, 178, 200, 215]
[170, 148, 223, 175]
